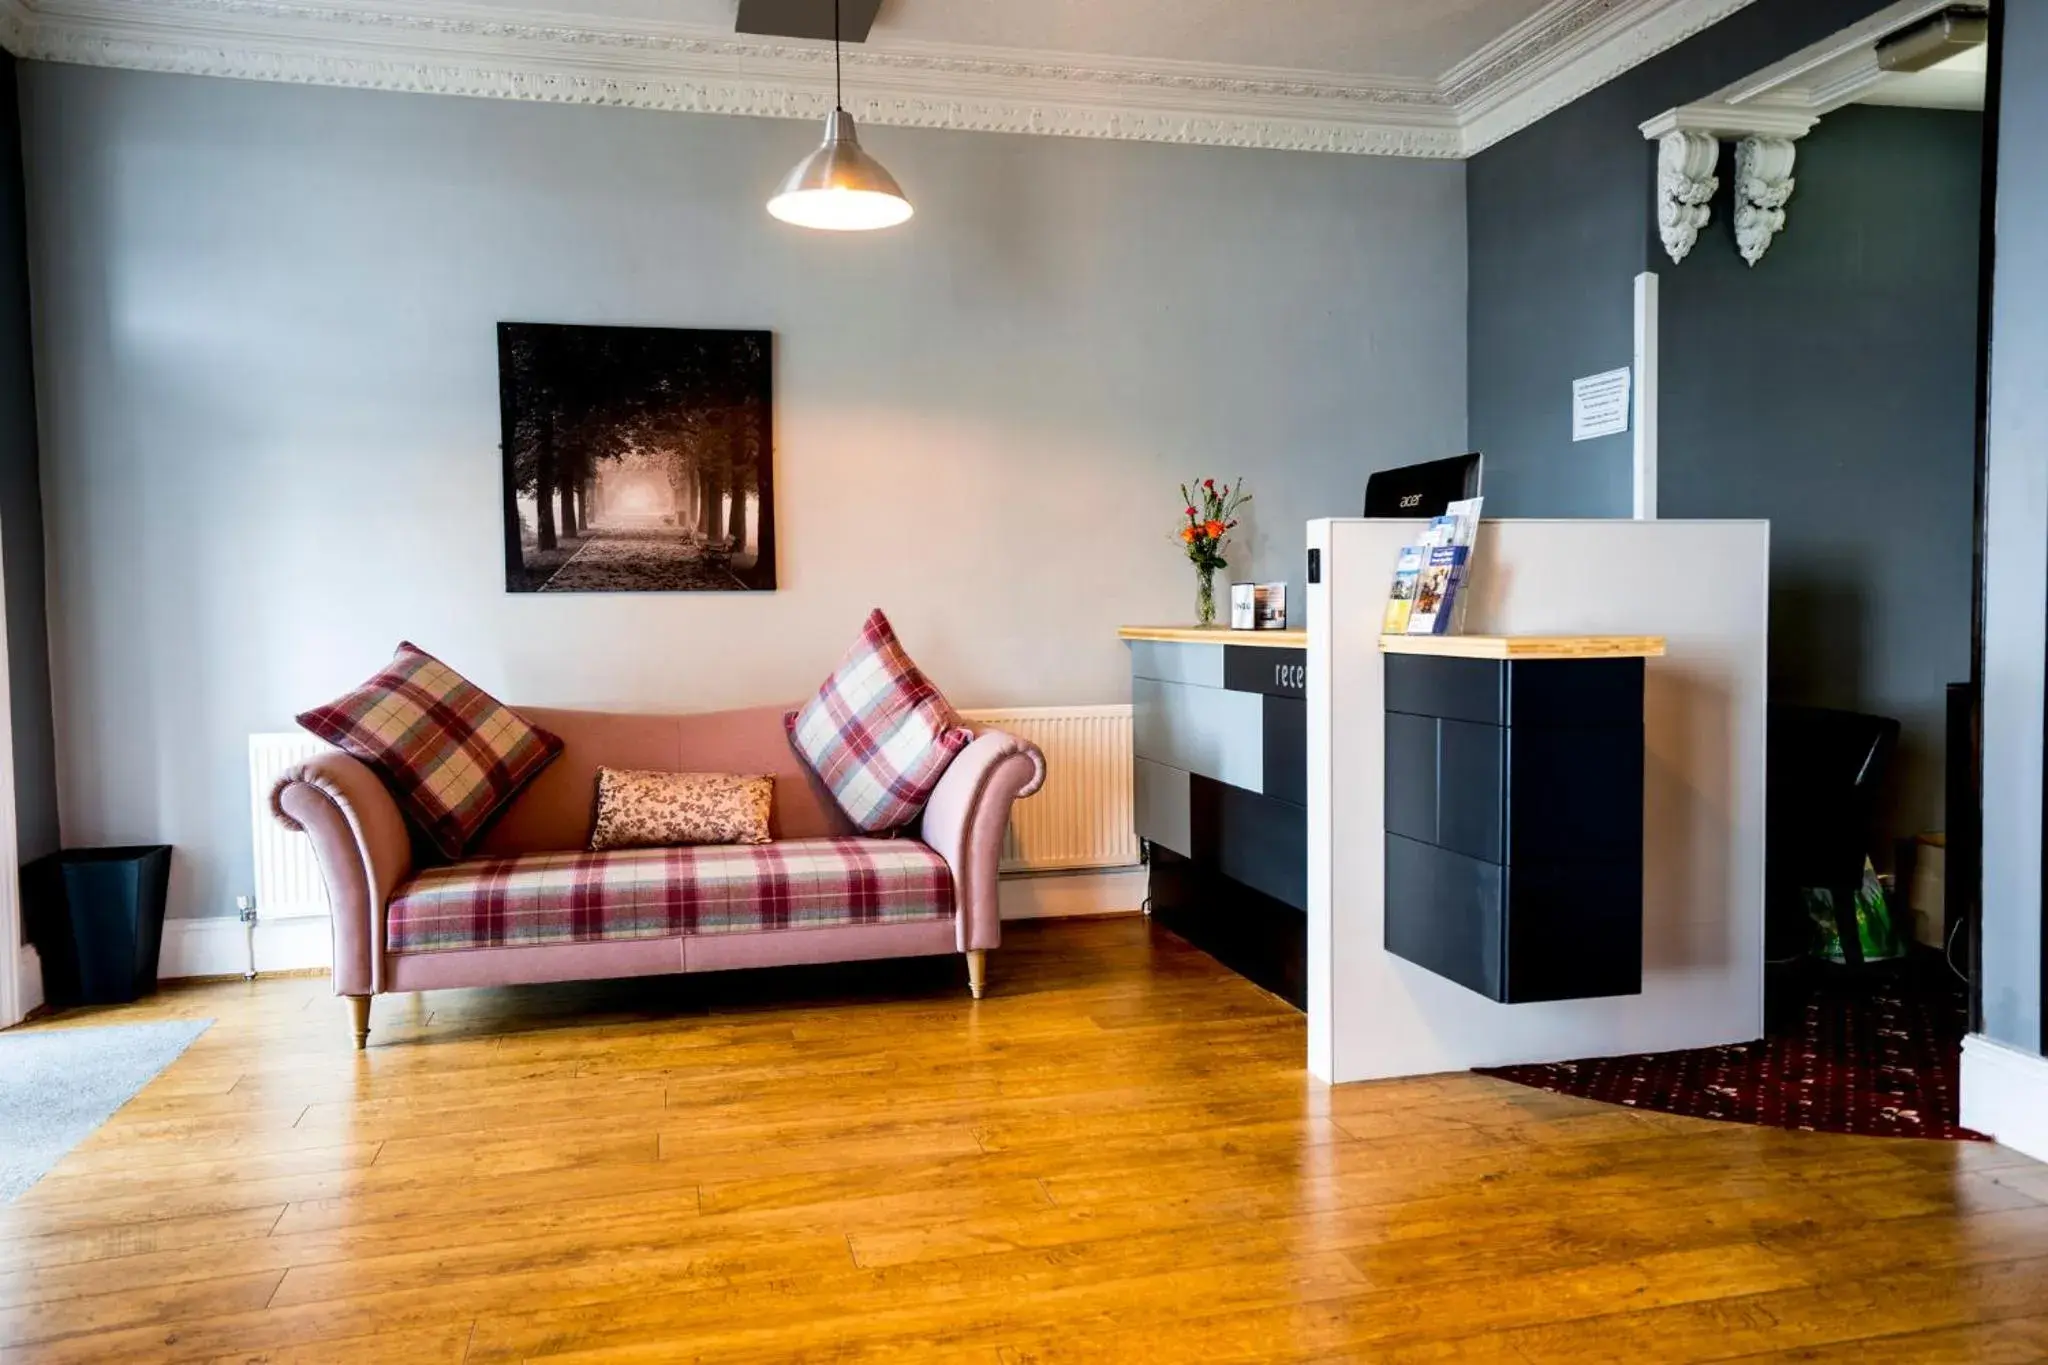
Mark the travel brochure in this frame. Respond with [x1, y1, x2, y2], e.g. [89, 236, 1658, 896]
[1382, 498, 1483, 636]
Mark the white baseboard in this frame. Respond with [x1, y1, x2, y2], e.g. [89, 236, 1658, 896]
[998, 867, 1147, 921]
[15, 941, 41, 1018]
[1961, 1033, 2048, 1162]
[158, 913, 332, 980]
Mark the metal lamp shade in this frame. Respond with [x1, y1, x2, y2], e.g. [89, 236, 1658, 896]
[767, 109, 913, 231]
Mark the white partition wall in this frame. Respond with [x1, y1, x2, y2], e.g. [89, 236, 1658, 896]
[1305, 518, 1769, 1084]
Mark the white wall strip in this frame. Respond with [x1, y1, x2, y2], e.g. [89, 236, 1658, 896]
[1633, 270, 1660, 521]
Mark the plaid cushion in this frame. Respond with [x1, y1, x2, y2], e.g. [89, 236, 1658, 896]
[296, 642, 563, 860]
[386, 836, 955, 953]
[786, 610, 971, 833]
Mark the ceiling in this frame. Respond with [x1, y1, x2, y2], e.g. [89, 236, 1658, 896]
[0, 0, 1766, 157]
[610, 0, 1557, 83]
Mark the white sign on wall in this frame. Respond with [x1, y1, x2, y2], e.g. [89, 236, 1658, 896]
[1571, 367, 1632, 442]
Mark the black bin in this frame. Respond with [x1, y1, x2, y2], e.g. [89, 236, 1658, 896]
[24, 845, 173, 1006]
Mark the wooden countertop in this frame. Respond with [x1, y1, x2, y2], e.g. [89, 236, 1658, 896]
[1379, 634, 1666, 660]
[1118, 625, 1308, 649]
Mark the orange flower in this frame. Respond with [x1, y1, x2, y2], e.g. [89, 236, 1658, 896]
[1205, 520, 1225, 538]
[1181, 526, 1197, 543]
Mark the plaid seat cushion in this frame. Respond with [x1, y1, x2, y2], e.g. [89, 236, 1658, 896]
[786, 609, 971, 833]
[297, 642, 563, 859]
[386, 836, 956, 954]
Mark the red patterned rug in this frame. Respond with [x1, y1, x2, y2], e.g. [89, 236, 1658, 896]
[1476, 960, 1983, 1141]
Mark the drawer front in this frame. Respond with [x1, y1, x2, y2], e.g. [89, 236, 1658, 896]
[1192, 776, 1308, 911]
[1261, 696, 1306, 808]
[1134, 757, 1192, 859]
[1383, 712, 1439, 846]
[1505, 722, 1644, 865]
[1224, 647, 1306, 699]
[1128, 640, 1225, 689]
[1384, 834, 1504, 1001]
[1436, 718, 1505, 865]
[1131, 677, 1264, 792]
[1384, 654, 1504, 726]
[1382, 711, 1503, 864]
[1503, 857, 1643, 1003]
[1505, 658, 1647, 728]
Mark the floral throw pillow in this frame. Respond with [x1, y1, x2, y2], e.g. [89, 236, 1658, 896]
[588, 770, 775, 851]
[295, 642, 563, 859]
[786, 609, 973, 834]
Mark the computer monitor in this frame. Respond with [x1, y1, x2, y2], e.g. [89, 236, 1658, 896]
[1363, 452, 1483, 519]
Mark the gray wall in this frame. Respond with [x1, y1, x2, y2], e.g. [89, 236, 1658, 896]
[1466, 0, 1898, 516]
[1661, 105, 1982, 842]
[19, 64, 1468, 921]
[1981, 1, 2047, 1052]
[0, 53, 57, 875]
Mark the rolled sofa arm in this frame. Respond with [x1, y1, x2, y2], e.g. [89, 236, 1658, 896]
[271, 752, 413, 996]
[920, 728, 1047, 953]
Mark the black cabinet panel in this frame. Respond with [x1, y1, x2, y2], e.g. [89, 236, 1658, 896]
[1190, 775, 1307, 911]
[1224, 647, 1306, 699]
[1262, 696, 1307, 808]
[1382, 652, 1645, 1004]
[1149, 847, 1306, 1009]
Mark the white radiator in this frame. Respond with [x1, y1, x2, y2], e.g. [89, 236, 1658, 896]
[248, 704, 1136, 901]
[960, 705, 1139, 873]
[249, 732, 334, 919]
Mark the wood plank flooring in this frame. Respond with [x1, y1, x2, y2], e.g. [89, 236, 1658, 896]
[3, 915, 2046, 1362]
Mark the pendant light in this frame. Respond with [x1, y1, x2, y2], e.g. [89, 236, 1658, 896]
[766, 0, 913, 231]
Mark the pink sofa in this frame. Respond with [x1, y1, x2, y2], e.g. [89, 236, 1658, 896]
[272, 703, 1045, 1048]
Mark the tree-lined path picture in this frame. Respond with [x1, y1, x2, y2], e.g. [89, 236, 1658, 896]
[499, 322, 774, 593]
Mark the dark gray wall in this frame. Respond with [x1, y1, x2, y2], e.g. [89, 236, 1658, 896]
[1466, 0, 1898, 516]
[1662, 106, 1982, 843]
[0, 53, 57, 874]
[1981, 2, 2047, 1052]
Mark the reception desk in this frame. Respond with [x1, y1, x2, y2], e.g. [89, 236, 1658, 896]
[1119, 625, 1308, 1006]
[1306, 518, 1769, 1084]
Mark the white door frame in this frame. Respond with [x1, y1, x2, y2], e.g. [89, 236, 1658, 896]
[0, 510, 23, 1029]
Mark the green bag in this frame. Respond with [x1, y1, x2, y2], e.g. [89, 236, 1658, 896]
[1802, 858, 1905, 963]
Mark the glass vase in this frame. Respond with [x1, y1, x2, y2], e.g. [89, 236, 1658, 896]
[1195, 566, 1217, 627]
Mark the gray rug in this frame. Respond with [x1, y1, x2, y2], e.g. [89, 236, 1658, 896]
[0, 1018, 211, 1203]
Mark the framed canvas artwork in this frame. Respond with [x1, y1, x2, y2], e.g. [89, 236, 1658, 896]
[498, 322, 774, 592]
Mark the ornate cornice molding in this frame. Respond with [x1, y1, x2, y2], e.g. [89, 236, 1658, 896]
[0, 0, 1765, 161]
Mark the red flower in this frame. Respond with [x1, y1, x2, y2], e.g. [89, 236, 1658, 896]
[1204, 478, 1216, 489]
[1185, 506, 1197, 517]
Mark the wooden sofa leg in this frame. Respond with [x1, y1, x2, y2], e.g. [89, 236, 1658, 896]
[967, 951, 987, 1000]
[346, 996, 371, 1050]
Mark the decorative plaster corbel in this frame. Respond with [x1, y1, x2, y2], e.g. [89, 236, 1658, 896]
[1732, 136, 1797, 267]
[1654, 130, 1720, 264]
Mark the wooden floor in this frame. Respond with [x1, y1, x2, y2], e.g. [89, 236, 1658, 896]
[4, 917, 2048, 1363]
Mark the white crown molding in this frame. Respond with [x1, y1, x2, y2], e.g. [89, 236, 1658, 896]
[1453, 0, 1759, 155]
[1640, 102, 1820, 141]
[0, 0, 1769, 161]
